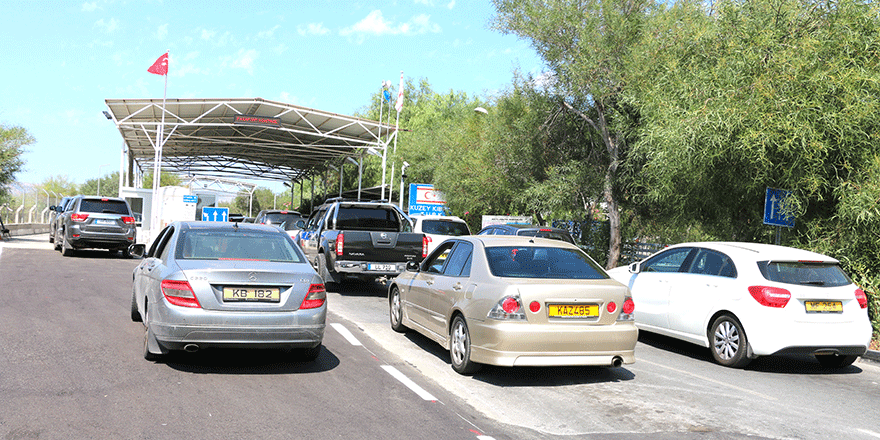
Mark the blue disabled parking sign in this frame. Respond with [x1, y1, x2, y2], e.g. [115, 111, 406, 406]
[763, 188, 795, 228]
[202, 207, 229, 222]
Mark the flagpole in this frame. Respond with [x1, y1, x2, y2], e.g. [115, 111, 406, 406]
[150, 51, 168, 240]
[378, 82, 386, 201]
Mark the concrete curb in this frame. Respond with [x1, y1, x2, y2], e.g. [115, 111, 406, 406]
[863, 349, 880, 363]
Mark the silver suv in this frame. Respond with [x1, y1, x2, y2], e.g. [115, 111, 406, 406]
[55, 195, 137, 257]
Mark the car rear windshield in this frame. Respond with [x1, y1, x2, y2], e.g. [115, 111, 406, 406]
[80, 199, 130, 215]
[516, 229, 576, 244]
[177, 230, 304, 263]
[335, 206, 401, 231]
[757, 261, 852, 287]
[485, 246, 607, 279]
[264, 213, 302, 225]
[422, 220, 470, 236]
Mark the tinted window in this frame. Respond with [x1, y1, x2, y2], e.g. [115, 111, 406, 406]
[518, 229, 576, 244]
[642, 248, 693, 273]
[177, 230, 304, 262]
[476, 228, 493, 235]
[443, 242, 474, 277]
[422, 220, 470, 236]
[424, 242, 455, 273]
[687, 249, 737, 278]
[757, 261, 852, 287]
[336, 207, 400, 231]
[485, 246, 607, 279]
[80, 199, 130, 214]
[262, 213, 302, 225]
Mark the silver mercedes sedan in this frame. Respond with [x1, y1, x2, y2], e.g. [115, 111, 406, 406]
[389, 235, 638, 374]
[130, 221, 326, 361]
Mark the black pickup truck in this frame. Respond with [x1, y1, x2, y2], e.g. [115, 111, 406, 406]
[297, 199, 427, 284]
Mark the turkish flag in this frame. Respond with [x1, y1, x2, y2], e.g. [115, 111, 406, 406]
[147, 52, 168, 76]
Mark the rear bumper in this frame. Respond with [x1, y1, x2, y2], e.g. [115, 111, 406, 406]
[334, 260, 408, 276]
[743, 314, 872, 357]
[66, 226, 135, 249]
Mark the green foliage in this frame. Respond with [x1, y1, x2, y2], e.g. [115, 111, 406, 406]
[141, 171, 182, 189]
[80, 171, 120, 197]
[0, 123, 33, 201]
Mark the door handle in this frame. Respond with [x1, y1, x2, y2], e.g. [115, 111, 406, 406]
[426, 279, 434, 286]
[452, 283, 462, 291]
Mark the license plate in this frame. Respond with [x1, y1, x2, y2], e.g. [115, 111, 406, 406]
[223, 287, 280, 302]
[95, 219, 115, 226]
[548, 304, 599, 318]
[368, 264, 396, 271]
[805, 301, 843, 313]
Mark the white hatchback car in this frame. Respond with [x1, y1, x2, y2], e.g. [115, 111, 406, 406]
[607, 242, 872, 368]
[411, 215, 471, 254]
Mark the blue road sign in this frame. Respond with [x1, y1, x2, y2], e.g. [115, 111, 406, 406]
[763, 188, 795, 228]
[201, 207, 229, 222]
[183, 195, 198, 204]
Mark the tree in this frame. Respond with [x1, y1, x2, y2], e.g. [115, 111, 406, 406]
[80, 172, 120, 198]
[0, 124, 33, 201]
[40, 175, 80, 205]
[141, 170, 182, 189]
[492, 0, 653, 268]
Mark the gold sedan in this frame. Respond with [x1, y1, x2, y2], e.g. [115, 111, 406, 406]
[388, 235, 638, 374]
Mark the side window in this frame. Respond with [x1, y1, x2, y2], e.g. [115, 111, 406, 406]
[477, 228, 492, 235]
[306, 209, 327, 230]
[424, 242, 456, 274]
[150, 226, 175, 259]
[443, 242, 474, 277]
[687, 249, 737, 278]
[642, 248, 694, 273]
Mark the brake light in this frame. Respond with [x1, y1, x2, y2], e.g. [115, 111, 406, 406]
[855, 288, 868, 309]
[422, 235, 429, 258]
[336, 232, 344, 257]
[617, 296, 635, 321]
[529, 301, 541, 313]
[121, 216, 135, 225]
[487, 295, 526, 320]
[539, 228, 552, 232]
[748, 286, 791, 308]
[71, 213, 89, 222]
[161, 280, 201, 308]
[301, 283, 327, 309]
[502, 297, 520, 314]
[607, 302, 617, 313]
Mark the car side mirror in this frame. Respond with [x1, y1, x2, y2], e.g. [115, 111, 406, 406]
[629, 262, 641, 274]
[406, 261, 420, 272]
[128, 244, 146, 259]
[296, 219, 305, 228]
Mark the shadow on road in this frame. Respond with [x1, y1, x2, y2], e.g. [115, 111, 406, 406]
[161, 346, 340, 375]
[638, 330, 863, 375]
[326, 279, 388, 297]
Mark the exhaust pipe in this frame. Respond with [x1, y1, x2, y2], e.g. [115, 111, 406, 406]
[184, 344, 200, 353]
[611, 356, 623, 367]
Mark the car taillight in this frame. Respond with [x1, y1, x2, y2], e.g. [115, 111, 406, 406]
[617, 296, 635, 321]
[748, 286, 791, 308]
[336, 232, 344, 257]
[121, 216, 135, 225]
[161, 280, 201, 308]
[529, 301, 541, 313]
[301, 283, 327, 309]
[422, 235, 429, 258]
[71, 213, 89, 222]
[855, 288, 868, 309]
[607, 302, 617, 313]
[487, 295, 526, 320]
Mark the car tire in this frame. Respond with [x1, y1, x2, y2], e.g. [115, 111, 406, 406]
[815, 354, 858, 368]
[130, 289, 142, 322]
[54, 230, 62, 251]
[450, 315, 481, 375]
[389, 286, 407, 333]
[317, 253, 341, 285]
[119, 246, 132, 259]
[142, 301, 164, 361]
[709, 315, 752, 368]
[61, 233, 75, 257]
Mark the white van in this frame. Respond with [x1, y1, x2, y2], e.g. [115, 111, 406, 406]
[411, 215, 471, 254]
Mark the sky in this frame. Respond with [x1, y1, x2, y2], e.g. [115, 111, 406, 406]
[1, 0, 544, 193]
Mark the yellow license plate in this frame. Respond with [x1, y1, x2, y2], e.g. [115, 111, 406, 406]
[805, 301, 842, 313]
[548, 304, 599, 318]
[223, 287, 280, 302]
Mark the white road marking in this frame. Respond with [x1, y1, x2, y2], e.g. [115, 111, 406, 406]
[639, 358, 778, 401]
[381, 365, 438, 401]
[857, 429, 880, 439]
[330, 322, 362, 346]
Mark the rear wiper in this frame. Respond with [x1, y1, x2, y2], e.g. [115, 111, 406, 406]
[802, 281, 826, 286]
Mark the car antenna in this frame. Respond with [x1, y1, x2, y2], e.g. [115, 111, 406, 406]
[233, 221, 238, 231]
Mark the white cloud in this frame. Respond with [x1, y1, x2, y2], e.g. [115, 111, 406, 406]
[94, 18, 119, 33]
[272, 44, 287, 55]
[447, 0, 455, 9]
[297, 23, 330, 36]
[340, 10, 441, 42]
[257, 25, 281, 39]
[157, 24, 168, 40]
[81, 2, 98, 12]
[200, 29, 216, 40]
[222, 49, 259, 75]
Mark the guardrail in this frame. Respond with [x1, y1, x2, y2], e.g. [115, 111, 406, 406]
[0, 223, 51, 238]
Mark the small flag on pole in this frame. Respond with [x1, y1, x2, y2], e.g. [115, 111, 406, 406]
[395, 71, 404, 113]
[148, 52, 169, 76]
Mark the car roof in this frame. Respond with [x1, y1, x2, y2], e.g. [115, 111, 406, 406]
[413, 215, 465, 222]
[482, 224, 568, 232]
[466, 234, 581, 249]
[667, 241, 838, 263]
[258, 209, 301, 215]
[177, 221, 284, 234]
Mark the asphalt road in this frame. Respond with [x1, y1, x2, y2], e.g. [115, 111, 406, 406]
[2, 235, 879, 440]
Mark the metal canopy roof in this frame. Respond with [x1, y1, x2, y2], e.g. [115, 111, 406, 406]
[105, 97, 394, 184]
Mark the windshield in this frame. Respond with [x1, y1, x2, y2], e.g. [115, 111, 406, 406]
[336, 206, 401, 231]
[263, 213, 302, 225]
[422, 220, 470, 236]
[757, 261, 852, 287]
[177, 230, 304, 262]
[485, 246, 607, 279]
[80, 199, 130, 215]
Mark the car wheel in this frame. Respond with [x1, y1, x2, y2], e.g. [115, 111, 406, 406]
[142, 300, 164, 361]
[709, 315, 752, 368]
[61, 233, 75, 257]
[130, 289, 142, 322]
[815, 354, 858, 368]
[317, 253, 341, 285]
[54, 230, 62, 251]
[48, 232, 54, 243]
[450, 315, 481, 375]
[389, 286, 407, 333]
[119, 246, 132, 259]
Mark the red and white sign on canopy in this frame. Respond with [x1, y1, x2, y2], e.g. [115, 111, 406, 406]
[148, 52, 169, 76]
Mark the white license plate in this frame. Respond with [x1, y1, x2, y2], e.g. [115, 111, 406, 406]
[95, 219, 115, 226]
[368, 264, 396, 271]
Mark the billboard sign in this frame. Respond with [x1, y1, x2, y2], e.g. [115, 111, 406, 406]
[408, 183, 447, 216]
